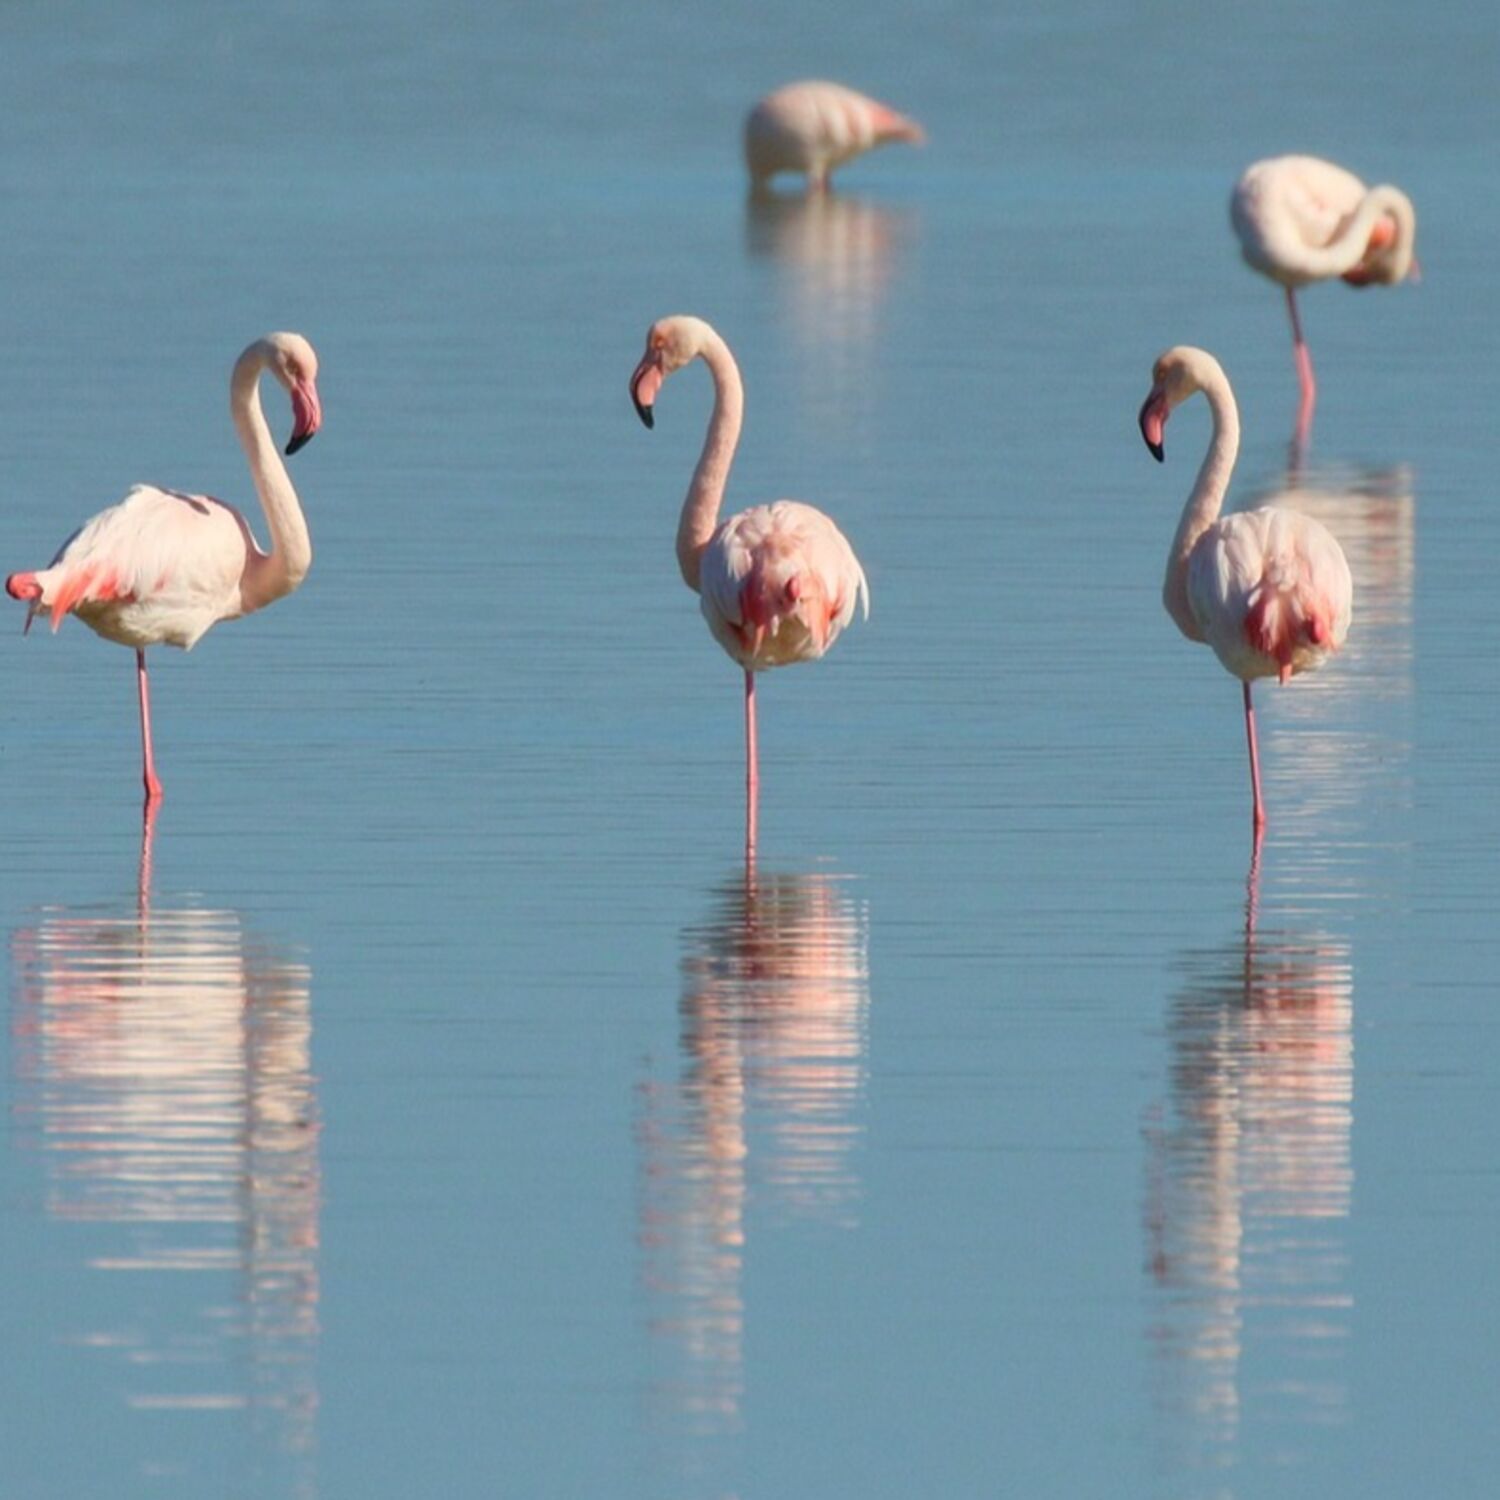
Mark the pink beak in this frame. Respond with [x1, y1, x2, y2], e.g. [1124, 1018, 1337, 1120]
[287, 378, 322, 455]
[1138, 386, 1169, 461]
[630, 353, 664, 429]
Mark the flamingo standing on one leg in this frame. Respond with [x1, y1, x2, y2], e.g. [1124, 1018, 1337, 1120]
[6, 332, 323, 810]
[1230, 155, 1418, 448]
[1137, 346, 1353, 834]
[745, 81, 924, 192]
[629, 315, 869, 861]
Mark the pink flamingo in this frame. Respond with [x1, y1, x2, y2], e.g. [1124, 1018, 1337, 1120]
[745, 81, 924, 192]
[630, 315, 869, 859]
[1138, 346, 1352, 833]
[6, 332, 323, 809]
[1230, 155, 1418, 442]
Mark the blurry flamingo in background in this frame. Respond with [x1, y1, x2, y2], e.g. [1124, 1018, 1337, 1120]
[1231, 156, 1418, 445]
[6, 332, 323, 810]
[745, 81, 924, 191]
[1138, 346, 1352, 833]
[630, 315, 869, 860]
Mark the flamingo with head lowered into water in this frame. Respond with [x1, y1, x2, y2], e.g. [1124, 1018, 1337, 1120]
[6, 331, 323, 811]
[630, 315, 869, 862]
[745, 81, 924, 192]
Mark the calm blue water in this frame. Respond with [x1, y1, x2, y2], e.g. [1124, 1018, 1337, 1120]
[2, 3, 1496, 1497]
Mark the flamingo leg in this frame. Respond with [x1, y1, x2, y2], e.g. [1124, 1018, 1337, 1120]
[138, 797, 159, 914]
[136, 649, 164, 808]
[744, 669, 759, 862]
[1242, 680, 1267, 834]
[1285, 286, 1316, 446]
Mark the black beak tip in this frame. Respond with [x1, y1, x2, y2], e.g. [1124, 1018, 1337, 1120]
[634, 400, 655, 430]
[285, 431, 313, 456]
[1147, 439, 1165, 463]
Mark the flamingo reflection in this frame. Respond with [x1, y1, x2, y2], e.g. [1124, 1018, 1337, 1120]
[637, 870, 870, 1467]
[1251, 467, 1415, 848]
[9, 819, 320, 1494]
[746, 190, 913, 417]
[1144, 857, 1354, 1473]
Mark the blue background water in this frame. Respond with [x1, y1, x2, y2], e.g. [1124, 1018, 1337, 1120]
[1, 3, 1495, 1496]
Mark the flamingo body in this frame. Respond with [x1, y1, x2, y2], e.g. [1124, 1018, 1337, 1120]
[700, 501, 868, 671]
[745, 81, 923, 189]
[1185, 506, 1352, 687]
[9, 486, 261, 648]
[1139, 345, 1352, 830]
[5, 332, 322, 807]
[630, 315, 868, 858]
[1231, 156, 1414, 289]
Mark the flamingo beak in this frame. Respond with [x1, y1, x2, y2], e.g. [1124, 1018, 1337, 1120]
[1138, 386, 1168, 462]
[286, 378, 322, 456]
[631, 352, 664, 430]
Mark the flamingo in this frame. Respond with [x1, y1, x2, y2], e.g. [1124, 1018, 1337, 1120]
[1230, 155, 1418, 442]
[5, 332, 323, 809]
[629, 315, 869, 859]
[1138, 346, 1352, 833]
[745, 81, 924, 192]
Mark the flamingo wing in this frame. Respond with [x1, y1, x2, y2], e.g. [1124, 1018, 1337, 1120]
[1232, 156, 1369, 277]
[13, 486, 257, 646]
[1189, 507, 1353, 683]
[700, 501, 869, 670]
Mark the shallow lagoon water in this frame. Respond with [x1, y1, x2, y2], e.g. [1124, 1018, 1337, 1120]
[1, 3, 1496, 1497]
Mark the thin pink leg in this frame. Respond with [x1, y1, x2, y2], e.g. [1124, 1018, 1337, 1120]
[1286, 286, 1316, 449]
[136, 649, 164, 809]
[744, 669, 759, 863]
[1242, 680, 1267, 834]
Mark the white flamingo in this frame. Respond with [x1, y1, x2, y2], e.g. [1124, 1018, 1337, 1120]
[1230, 155, 1418, 439]
[6, 332, 323, 808]
[745, 81, 924, 191]
[630, 315, 869, 859]
[1138, 346, 1353, 832]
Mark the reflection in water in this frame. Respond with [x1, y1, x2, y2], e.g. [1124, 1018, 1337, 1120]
[637, 870, 869, 1487]
[1144, 860, 1354, 1481]
[1249, 467, 1415, 850]
[745, 189, 913, 417]
[9, 839, 320, 1495]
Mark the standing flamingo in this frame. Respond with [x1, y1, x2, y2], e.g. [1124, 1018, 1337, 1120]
[1230, 155, 1418, 443]
[630, 315, 869, 859]
[745, 81, 924, 192]
[6, 332, 323, 809]
[1138, 346, 1352, 833]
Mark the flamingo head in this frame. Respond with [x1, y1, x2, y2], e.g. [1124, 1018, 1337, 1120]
[1341, 188, 1418, 287]
[262, 332, 322, 455]
[630, 316, 713, 429]
[1138, 346, 1224, 462]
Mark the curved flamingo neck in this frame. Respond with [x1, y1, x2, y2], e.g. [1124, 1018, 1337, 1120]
[677, 331, 744, 593]
[1164, 365, 1240, 641]
[232, 347, 311, 614]
[1296, 185, 1415, 279]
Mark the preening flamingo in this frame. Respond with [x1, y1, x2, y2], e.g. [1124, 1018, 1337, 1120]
[745, 81, 924, 191]
[6, 332, 323, 809]
[630, 315, 869, 859]
[1230, 155, 1418, 441]
[1138, 346, 1352, 833]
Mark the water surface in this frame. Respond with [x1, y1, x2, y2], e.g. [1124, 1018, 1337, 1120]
[2, 2, 1496, 1497]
